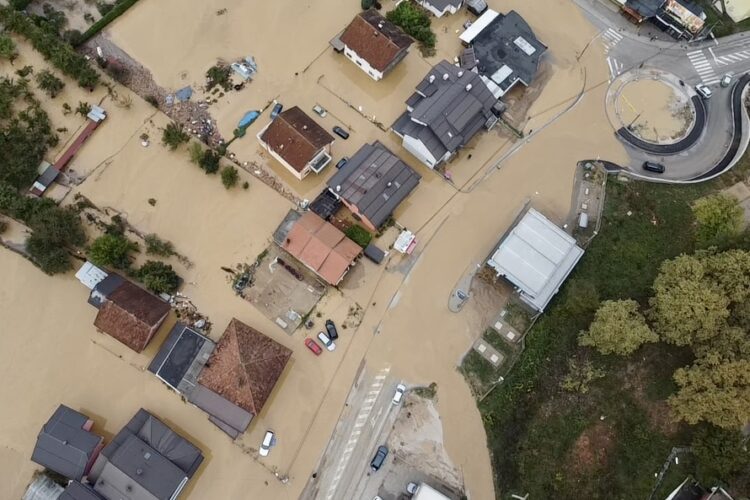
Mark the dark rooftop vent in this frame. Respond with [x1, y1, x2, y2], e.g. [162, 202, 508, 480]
[136, 468, 143, 475]
[496, 48, 506, 59]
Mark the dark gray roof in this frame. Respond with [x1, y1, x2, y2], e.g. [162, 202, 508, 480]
[309, 188, 342, 221]
[471, 11, 547, 90]
[393, 60, 496, 160]
[625, 0, 665, 17]
[87, 274, 125, 309]
[90, 409, 203, 500]
[326, 142, 420, 228]
[423, 0, 462, 10]
[188, 384, 253, 439]
[148, 323, 215, 397]
[60, 481, 104, 500]
[31, 405, 102, 481]
[364, 243, 386, 264]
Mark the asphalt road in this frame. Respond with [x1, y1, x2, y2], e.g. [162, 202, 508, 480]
[573, 0, 750, 181]
[300, 363, 402, 500]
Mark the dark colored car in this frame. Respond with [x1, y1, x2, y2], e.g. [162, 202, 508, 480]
[335, 157, 349, 169]
[271, 103, 283, 119]
[370, 445, 388, 471]
[642, 161, 665, 174]
[332, 126, 350, 140]
[304, 338, 322, 356]
[325, 319, 338, 340]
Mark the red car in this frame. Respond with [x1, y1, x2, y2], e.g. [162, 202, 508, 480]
[305, 338, 322, 356]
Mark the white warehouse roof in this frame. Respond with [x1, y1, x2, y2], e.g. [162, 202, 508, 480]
[487, 208, 584, 311]
[459, 9, 500, 44]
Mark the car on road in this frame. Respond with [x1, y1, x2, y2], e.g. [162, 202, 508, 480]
[271, 102, 283, 119]
[392, 383, 406, 405]
[335, 157, 349, 169]
[317, 331, 336, 351]
[305, 338, 322, 355]
[695, 83, 713, 99]
[721, 73, 733, 87]
[325, 319, 339, 340]
[332, 126, 350, 139]
[642, 161, 665, 174]
[259, 430, 275, 457]
[313, 104, 327, 117]
[370, 445, 388, 471]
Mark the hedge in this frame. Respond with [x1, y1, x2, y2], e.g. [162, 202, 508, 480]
[77, 0, 141, 45]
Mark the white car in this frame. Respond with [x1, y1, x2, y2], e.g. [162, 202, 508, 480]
[721, 73, 733, 87]
[259, 430, 275, 457]
[695, 83, 713, 99]
[313, 104, 327, 117]
[317, 331, 336, 351]
[392, 383, 406, 405]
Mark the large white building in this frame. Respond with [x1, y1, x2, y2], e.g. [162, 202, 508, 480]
[487, 208, 584, 312]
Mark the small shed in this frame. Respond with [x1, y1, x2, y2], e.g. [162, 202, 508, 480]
[75, 262, 108, 290]
[364, 243, 386, 264]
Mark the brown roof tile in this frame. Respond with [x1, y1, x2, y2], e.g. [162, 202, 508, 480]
[93, 281, 170, 352]
[340, 9, 413, 72]
[198, 319, 292, 415]
[281, 211, 362, 285]
[259, 107, 334, 172]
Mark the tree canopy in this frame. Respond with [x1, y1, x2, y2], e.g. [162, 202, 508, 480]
[0, 34, 18, 62]
[88, 233, 137, 269]
[692, 425, 750, 484]
[386, 2, 436, 51]
[693, 194, 744, 247]
[579, 299, 658, 355]
[137, 260, 180, 294]
[35, 69, 65, 98]
[161, 122, 189, 150]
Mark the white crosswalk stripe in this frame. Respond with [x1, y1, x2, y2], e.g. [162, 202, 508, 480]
[687, 50, 719, 85]
[600, 28, 623, 54]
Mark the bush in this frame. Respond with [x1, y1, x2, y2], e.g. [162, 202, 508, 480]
[188, 142, 203, 164]
[693, 194, 743, 247]
[145, 95, 159, 107]
[345, 224, 372, 248]
[78, 0, 141, 45]
[88, 233, 137, 269]
[161, 122, 189, 150]
[137, 260, 180, 294]
[221, 166, 239, 189]
[76, 101, 91, 116]
[144, 233, 175, 257]
[35, 69, 65, 98]
[242, 181, 249, 190]
[206, 64, 232, 91]
[199, 150, 220, 174]
[0, 34, 18, 62]
[386, 2, 435, 51]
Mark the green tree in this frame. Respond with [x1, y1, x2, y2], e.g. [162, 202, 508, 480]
[693, 326, 750, 361]
[26, 232, 73, 273]
[649, 255, 730, 346]
[137, 260, 180, 294]
[199, 150, 220, 174]
[579, 299, 658, 355]
[161, 122, 189, 150]
[188, 142, 203, 164]
[386, 2, 435, 51]
[75, 101, 91, 116]
[144, 234, 175, 257]
[35, 69, 65, 98]
[702, 249, 750, 303]
[0, 34, 18, 62]
[693, 194, 744, 247]
[221, 166, 239, 189]
[88, 233, 137, 269]
[669, 354, 750, 428]
[692, 425, 750, 484]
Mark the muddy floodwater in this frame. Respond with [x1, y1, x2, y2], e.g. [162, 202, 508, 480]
[0, 0, 628, 499]
[618, 78, 691, 142]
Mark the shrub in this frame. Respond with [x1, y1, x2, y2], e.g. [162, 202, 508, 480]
[221, 166, 239, 189]
[242, 181, 249, 190]
[15, 65, 33, 78]
[693, 194, 743, 247]
[78, 0, 141, 45]
[35, 69, 65, 98]
[0, 34, 18, 62]
[206, 64, 232, 91]
[188, 142, 203, 164]
[161, 122, 189, 150]
[88, 233, 137, 269]
[145, 95, 159, 107]
[76, 101, 91, 116]
[386, 2, 435, 52]
[199, 150, 220, 174]
[345, 224, 372, 248]
[137, 260, 180, 294]
[144, 233, 175, 257]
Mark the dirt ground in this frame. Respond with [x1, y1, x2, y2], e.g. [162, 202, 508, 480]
[0, 0, 629, 499]
[618, 78, 691, 142]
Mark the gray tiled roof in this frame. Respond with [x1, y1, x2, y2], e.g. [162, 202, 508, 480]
[31, 405, 102, 481]
[423, 0, 463, 10]
[326, 142, 420, 228]
[393, 60, 496, 160]
[471, 11, 547, 90]
[60, 482, 104, 500]
[148, 323, 215, 397]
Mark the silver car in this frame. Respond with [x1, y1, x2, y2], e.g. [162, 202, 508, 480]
[317, 331, 336, 351]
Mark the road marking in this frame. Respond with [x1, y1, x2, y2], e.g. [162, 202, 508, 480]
[687, 50, 718, 85]
[601, 28, 622, 54]
[606, 57, 623, 81]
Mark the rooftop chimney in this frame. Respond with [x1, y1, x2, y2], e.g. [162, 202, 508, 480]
[465, 83, 472, 91]
[457, 70, 464, 77]
[387, 181, 392, 187]
[378, 21, 384, 29]
[443, 73, 450, 80]
[428, 74, 436, 83]
[336, 185, 341, 192]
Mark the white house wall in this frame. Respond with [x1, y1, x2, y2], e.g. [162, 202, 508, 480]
[417, 0, 461, 17]
[343, 46, 384, 81]
[402, 134, 438, 169]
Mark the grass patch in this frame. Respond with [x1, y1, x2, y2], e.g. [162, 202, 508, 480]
[344, 224, 372, 248]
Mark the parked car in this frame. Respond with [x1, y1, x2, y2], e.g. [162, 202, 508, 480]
[335, 157, 349, 169]
[332, 126, 350, 140]
[392, 383, 406, 405]
[325, 319, 339, 340]
[721, 73, 733, 87]
[642, 161, 665, 174]
[259, 430, 275, 457]
[407, 482, 419, 494]
[305, 338, 322, 355]
[317, 331, 336, 351]
[695, 83, 713, 99]
[271, 102, 283, 119]
[370, 445, 388, 471]
[313, 104, 327, 117]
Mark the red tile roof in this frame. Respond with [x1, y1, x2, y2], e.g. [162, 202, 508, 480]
[198, 319, 292, 415]
[93, 280, 170, 352]
[259, 107, 334, 173]
[340, 9, 413, 72]
[281, 211, 361, 285]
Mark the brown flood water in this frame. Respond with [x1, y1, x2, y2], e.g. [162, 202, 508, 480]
[0, 1, 627, 499]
